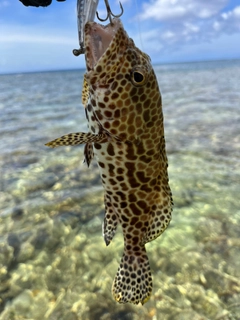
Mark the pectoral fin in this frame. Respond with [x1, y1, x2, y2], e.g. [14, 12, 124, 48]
[45, 132, 108, 148]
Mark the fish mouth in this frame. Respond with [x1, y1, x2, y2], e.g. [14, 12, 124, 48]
[84, 19, 122, 71]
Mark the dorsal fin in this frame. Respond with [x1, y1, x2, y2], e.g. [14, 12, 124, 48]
[82, 76, 89, 108]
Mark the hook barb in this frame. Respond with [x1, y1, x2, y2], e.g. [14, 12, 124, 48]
[96, 0, 123, 24]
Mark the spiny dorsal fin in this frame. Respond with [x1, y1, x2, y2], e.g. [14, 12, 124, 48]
[82, 76, 89, 108]
[45, 132, 108, 148]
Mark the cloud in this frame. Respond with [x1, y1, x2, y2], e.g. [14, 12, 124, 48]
[136, 0, 240, 55]
[215, 5, 240, 33]
[140, 0, 228, 21]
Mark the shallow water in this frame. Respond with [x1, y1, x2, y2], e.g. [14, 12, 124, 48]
[0, 60, 240, 319]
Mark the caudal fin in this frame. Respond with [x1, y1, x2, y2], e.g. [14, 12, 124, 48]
[112, 246, 152, 305]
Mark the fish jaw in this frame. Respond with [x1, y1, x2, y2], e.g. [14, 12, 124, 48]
[84, 18, 124, 71]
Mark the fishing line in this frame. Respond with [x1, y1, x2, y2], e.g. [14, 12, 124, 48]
[134, 0, 144, 51]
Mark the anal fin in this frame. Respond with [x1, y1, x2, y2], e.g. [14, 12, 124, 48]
[102, 194, 118, 246]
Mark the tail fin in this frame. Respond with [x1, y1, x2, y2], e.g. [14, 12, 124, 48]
[112, 246, 152, 305]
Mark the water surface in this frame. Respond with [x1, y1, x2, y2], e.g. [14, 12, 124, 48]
[0, 60, 240, 320]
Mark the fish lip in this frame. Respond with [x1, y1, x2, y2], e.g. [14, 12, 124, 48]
[84, 18, 122, 71]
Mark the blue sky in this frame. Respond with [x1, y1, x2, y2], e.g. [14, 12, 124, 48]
[0, 0, 240, 74]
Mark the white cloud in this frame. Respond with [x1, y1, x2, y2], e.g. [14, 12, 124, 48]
[136, 0, 240, 56]
[140, 0, 228, 21]
[234, 6, 240, 17]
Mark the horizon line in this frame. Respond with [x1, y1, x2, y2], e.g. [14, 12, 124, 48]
[1, 57, 239, 76]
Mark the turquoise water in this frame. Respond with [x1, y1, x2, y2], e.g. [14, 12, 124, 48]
[0, 60, 240, 319]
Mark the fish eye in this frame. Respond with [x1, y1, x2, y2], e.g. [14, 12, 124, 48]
[131, 67, 147, 86]
[133, 72, 144, 83]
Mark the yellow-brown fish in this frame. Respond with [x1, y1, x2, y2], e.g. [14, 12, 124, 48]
[46, 18, 173, 305]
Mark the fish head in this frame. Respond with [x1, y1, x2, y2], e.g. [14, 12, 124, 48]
[84, 18, 162, 141]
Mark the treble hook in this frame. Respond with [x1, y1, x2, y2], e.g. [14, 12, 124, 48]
[96, 0, 124, 25]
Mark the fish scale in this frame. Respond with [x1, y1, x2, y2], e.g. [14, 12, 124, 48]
[46, 18, 173, 305]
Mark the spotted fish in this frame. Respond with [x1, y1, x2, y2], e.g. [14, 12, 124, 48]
[46, 18, 173, 305]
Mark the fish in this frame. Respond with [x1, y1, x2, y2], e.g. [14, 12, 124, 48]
[46, 18, 173, 305]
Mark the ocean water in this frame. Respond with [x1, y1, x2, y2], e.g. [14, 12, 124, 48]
[0, 60, 240, 319]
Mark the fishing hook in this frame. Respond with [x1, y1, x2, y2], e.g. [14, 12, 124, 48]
[96, 0, 124, 24]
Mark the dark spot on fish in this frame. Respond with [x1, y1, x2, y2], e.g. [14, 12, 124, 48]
[130, 87, 137, 96]
[108, 103, 116, 110]
[107, 143, 115, 156]
[108, 163, 115, 173]
[127, 125, 135, 136]
[135, 221, 143, 228]
[109, 178, 117, 185]
[111, 92, 119, 100]
[111, 81, 118, 90]
[98, 161, 105, 168]
[90, 76, 97, 85]
[131, 95, 139, 103]
[122, 214, 129, 222]
[143, 110, 150, 122]
[120, 79, 127, 86]
[112, 214, 117, 221]
[99, 102, 106, 109]
[130, 217, 138, 225]
[94, 143, 102, 150]
[116, 175, 124, 182]
[104, 110, 113, 118]
[85, 109, 89, 121]
[120, 202, 128, 208]
[139, 155, 151, 163]
[140, 184, 152, 193]
[125, 161, 135, 173]
[137, 200, 148, 209]
[128, 194, 137, 203]
[146, 149, 154, 156]
[126, 149, 138, 162]
[150, 178, 157, 187]
[114, 109, 121, 118]
[95, 110, 103, 120]
[120, 182, 128, 191]
[116, 191, 126, 200]
[100, 72, 106, 79]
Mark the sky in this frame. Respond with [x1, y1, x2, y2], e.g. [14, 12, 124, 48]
[0, 0, 240, 74]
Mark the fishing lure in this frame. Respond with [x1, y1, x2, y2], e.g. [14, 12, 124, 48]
[73, 0, 100, 56]
[73, 0, 123, 55]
